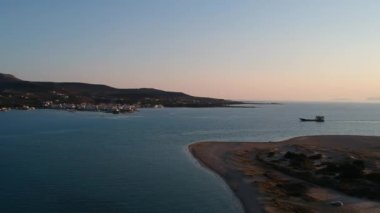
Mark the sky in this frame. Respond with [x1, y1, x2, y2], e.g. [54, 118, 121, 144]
[1, 0, 380, 102]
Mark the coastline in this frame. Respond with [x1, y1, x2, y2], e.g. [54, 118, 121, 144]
[189, 135, 380, 213]
[189, 141, 266, 213]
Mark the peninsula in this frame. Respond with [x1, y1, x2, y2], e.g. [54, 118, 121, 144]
[189, 135, 380, 213]
[0, 73, 241, 112]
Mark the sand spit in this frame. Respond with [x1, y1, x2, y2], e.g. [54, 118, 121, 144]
[189, 135, 380, 213]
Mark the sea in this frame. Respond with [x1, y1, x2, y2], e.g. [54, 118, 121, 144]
[1, 102, 380, 213]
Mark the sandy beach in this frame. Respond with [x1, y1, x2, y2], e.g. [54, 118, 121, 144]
[189, 135, 380, 213]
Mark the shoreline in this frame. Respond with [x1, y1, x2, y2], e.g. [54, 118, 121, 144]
[183, 143, 246, 213]
[189, 141, 267, 213]
[189, 135, 380, 212]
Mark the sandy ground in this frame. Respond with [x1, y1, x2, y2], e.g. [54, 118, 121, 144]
[189, 135, 380, 213]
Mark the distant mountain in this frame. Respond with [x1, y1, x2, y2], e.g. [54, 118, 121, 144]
[0, 73, 240, 107]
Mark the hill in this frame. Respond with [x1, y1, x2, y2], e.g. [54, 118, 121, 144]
[0, 73, 240, 108]
[0, 73, 21, 81]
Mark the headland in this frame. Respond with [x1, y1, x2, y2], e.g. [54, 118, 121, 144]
[0, 73, 244, 113]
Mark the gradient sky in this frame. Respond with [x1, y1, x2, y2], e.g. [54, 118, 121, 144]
[1, 0, 379, 101]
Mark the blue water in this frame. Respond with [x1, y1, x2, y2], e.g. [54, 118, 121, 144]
[1, 103, 380, 213]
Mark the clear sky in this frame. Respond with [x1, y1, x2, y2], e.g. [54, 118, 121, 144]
[1, 0, 379, 101]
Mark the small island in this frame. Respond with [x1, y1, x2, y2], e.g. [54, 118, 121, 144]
[189, 135, 380, 213]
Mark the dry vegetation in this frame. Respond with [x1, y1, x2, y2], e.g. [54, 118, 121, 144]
[190, 136, 380, 213]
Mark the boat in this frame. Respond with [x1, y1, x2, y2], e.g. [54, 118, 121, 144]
[299, 116, 325, 122]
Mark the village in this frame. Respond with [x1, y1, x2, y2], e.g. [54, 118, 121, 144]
[0, 100, 151, 114]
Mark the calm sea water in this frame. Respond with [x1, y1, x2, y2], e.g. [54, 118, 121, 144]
[1, 102, 380, 213]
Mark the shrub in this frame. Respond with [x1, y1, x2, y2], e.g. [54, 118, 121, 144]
[277, 182, 307, 197]
[365, 172, 380, 183]
[267, 151, 275, 158]
[308, 153, 322, 160]
[284, 152, 314, 170]
[339, 160, 365, 179]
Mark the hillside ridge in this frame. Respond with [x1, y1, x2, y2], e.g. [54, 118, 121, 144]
[0, 73, 240, 108]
